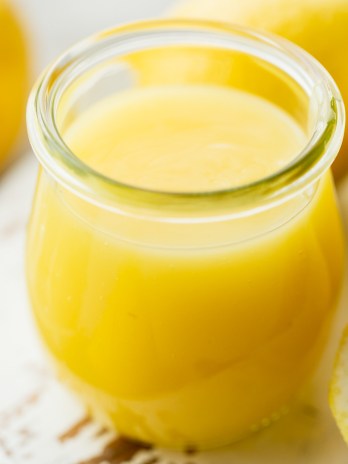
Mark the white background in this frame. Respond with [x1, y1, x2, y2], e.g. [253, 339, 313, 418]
[13, 0, 174, 69]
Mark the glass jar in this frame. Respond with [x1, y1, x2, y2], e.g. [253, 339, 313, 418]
[26, 20, 345, 450]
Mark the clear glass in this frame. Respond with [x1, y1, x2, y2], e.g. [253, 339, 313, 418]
[26, 20, 345, 450]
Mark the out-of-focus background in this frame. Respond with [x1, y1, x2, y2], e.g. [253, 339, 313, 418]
[13, 0, 173, 68]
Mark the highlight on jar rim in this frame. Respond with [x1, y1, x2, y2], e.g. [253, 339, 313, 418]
[26, 19, 345, 450]
[27, 20, 345, 218]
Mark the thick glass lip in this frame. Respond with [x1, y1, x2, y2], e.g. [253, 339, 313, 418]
[27, 19, 345, 219]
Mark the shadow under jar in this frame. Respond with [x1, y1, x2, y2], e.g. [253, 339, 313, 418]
[26, 20, 345, 450]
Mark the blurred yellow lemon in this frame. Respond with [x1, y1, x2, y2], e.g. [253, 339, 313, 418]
[330, 326, 348, 443]
[0, 0, 28, 172]
[125, 36, 307, 136]
[172, 0, 348, 179]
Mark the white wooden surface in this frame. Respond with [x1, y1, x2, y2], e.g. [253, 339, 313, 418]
[1, 0, 348, 462]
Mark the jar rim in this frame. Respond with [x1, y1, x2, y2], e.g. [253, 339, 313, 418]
[27, 19, 345, 220]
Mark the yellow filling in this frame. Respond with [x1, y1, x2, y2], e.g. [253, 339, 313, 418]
[27, 84, 344, 449]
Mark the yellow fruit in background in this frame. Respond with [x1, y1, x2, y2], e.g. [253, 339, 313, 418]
[171, 0, 348, 180]
[0, 0, 28, 172]
[330, 326, 348, 444]
[124, 30, 308, 136]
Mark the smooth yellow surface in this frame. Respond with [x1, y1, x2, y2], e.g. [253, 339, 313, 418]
[172, 0, 348, 180]
[64, 86, 306, 192]
[330, 326, 348, 444]
[27, 86, 344, 449]
[0, 0, 28, 170]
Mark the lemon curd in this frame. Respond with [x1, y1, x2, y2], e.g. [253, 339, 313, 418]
[64, 86, 306, 191]
[27, 85, 344, 448]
